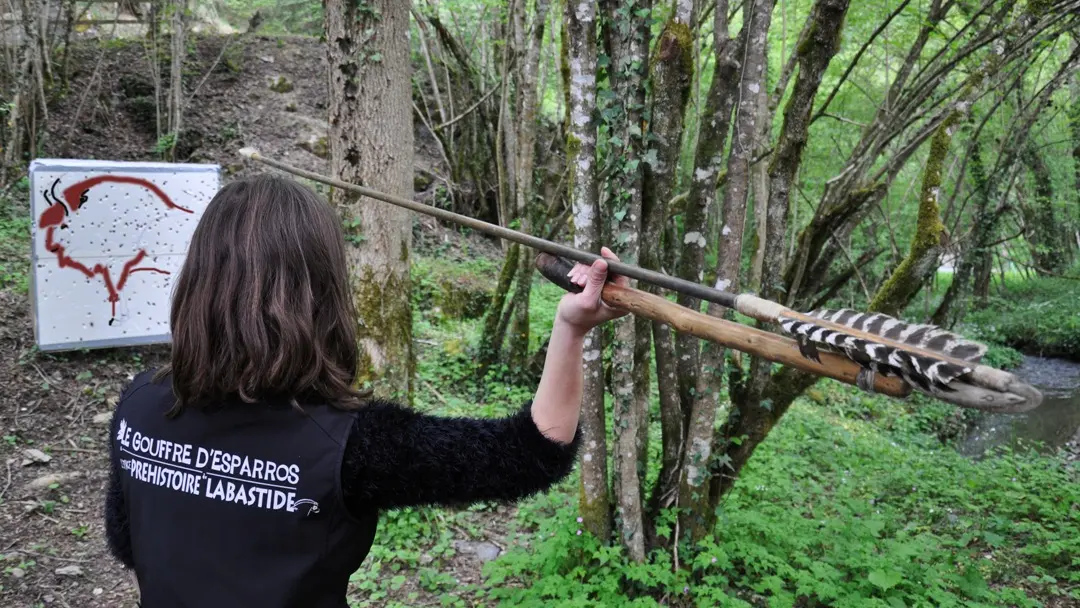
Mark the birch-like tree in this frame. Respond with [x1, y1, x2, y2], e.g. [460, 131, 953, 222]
[564, 0, 610, 542]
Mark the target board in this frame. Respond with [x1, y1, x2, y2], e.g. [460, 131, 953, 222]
[29, 158, 221, 352]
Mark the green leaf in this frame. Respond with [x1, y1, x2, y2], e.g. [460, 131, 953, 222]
[957, 567, 988, 599]
[981, 531, 1005, 547]
[866, 518, 886, 537]
[869, 570, 903, 591]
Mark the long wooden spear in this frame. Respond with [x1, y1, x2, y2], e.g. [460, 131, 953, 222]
[238, 148, 1041, 413]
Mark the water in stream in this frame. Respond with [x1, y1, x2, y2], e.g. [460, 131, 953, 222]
[958, 355, 1080, 458]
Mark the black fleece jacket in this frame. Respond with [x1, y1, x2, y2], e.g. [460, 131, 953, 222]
[103, 398, 580, 569]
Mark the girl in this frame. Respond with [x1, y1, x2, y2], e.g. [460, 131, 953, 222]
[104, 173, 627, 608]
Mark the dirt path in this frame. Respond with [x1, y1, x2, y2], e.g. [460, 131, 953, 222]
[0, 288, 163, 607]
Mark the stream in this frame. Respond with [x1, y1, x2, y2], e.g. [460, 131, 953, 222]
[957, 355, 1080, 459]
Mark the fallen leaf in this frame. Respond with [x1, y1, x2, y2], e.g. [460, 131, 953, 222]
[55, 565, 83, 576]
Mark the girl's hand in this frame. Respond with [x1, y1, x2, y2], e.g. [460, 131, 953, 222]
[555, 246, 630, 333]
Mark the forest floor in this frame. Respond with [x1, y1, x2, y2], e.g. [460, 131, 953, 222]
[2, 34, 1079, 608]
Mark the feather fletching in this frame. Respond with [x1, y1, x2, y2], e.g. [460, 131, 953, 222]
[779, 309, 988, 397]
[808, 309, 987, 362]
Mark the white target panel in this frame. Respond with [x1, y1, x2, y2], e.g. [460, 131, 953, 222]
[28, 159, 220, 352]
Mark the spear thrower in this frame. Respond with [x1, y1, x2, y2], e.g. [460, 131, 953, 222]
[238, 148, 1042, 414]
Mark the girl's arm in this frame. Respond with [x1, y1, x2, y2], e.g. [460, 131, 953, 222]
[530, 247, 628, 443]
[341, 249, 627, 512]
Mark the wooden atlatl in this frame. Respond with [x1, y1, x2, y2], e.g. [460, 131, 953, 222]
[238, 147, 1042, 413]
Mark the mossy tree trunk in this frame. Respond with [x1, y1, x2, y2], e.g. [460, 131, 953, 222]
[651, 0, 738, 537]
[932, 136, 996, 326]
[600, 0, 651, 563]
[705, 0, 851, 533]
[648, 1, 695, 467]
[564, 0, 610, 543]
[641, 14, 696, 545]
[866, 113, 957, 316]
[478, 243, 521, 366]
[326, 0, 415, 403]
[1071, 56, 1080, 233]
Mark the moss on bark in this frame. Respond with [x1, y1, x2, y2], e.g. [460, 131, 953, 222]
[868, 112, 956, 316]
[352, 266, 415, 405]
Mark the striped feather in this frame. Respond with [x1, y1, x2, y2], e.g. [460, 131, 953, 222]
[779, 310, 981, 397]
[808, 308, 987, 362]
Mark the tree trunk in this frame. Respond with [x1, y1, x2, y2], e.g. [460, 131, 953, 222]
[659, 4, 744, 529]
[932, 134, 989, 327]
[600, 0, 651, 563]
[507, 252, 535, 375]
[167, 0, 186, 160]
[647, 0, 731, 532]
[564, 2, 610, 543]
[1072, 53, 1080, 231]
[644, 11, 696, 485]
[478, 243, 521, 366]
[506, 0, 553, 371]
[326, 0, 415, 403]
[707, 0, 851, 527]
[1022, 143, 1066, 275]
[679, 0, 775, 545]
[749, 79, 771, 292]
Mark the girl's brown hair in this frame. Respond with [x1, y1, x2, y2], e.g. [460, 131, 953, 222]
[159, 173, 362, 413]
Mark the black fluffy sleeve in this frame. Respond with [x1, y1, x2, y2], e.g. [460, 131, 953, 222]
[104, 405, 134, 568]
[341, 400, 580, 513]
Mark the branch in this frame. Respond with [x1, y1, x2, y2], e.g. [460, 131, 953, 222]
[809, 0, 913, 123]
[435, 85, 499, 130]
[999, 254, 1080, 280]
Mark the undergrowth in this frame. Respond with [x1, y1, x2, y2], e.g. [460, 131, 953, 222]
[348, 258, 1079, 608]
[964, 273, 1080, 361]
[480, 383, 1079, 607]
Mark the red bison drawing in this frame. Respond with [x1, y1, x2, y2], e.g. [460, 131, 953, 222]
[38, 175, 193, 324]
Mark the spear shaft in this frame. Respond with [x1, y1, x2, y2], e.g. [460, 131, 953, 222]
[239, 148, 739, 309]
